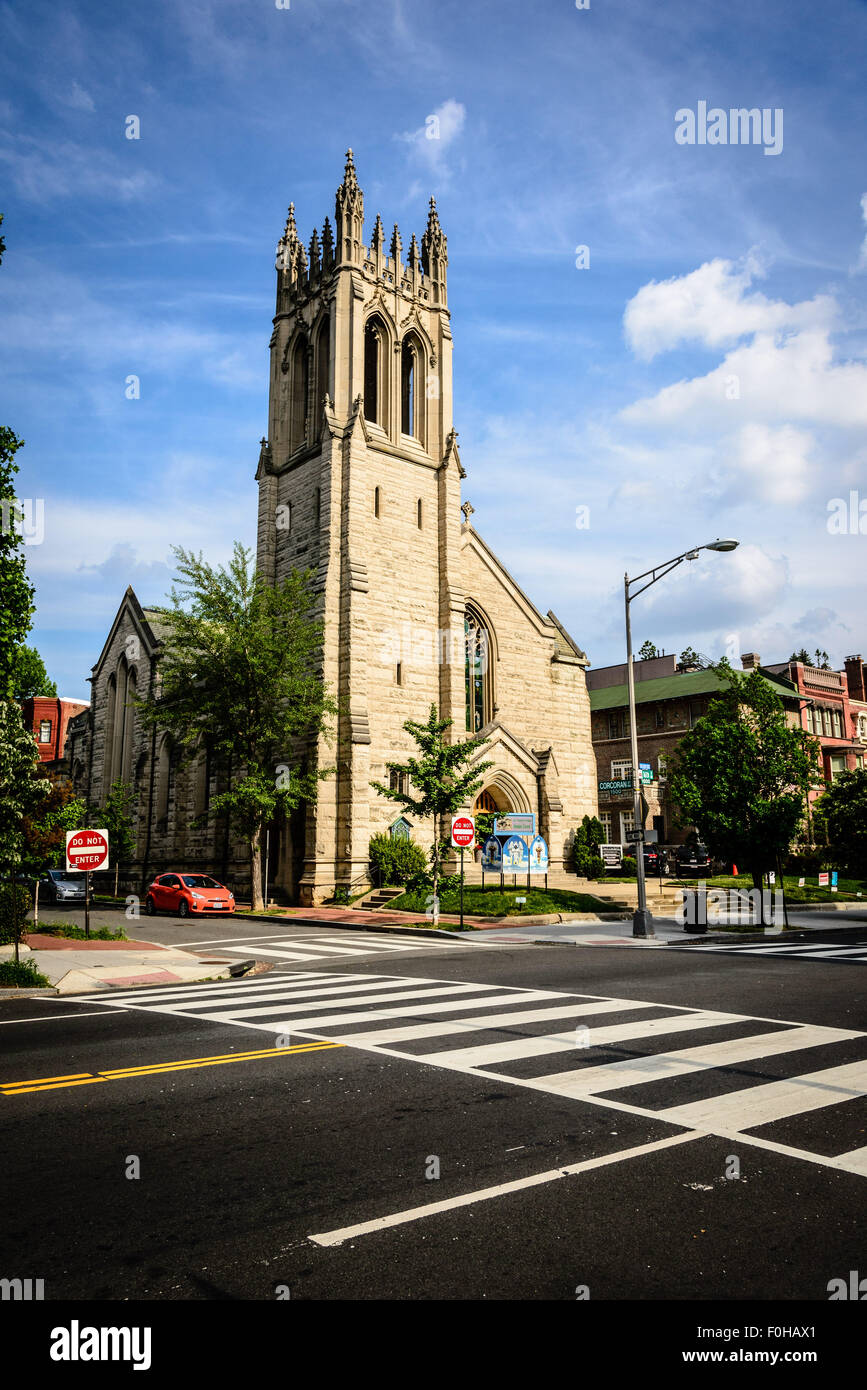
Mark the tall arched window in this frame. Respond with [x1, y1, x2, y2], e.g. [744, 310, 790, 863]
[121, 668, 137, 784]
[315, 315, 330, 436]
[103, 673, 117, 795]
[364, 320, 381, 424]
[156, 737, 173, 825]
[374, 486, 381, 518]
[465, 607, 492, 733]
[417, 498, 423, 529]
[289, 334, 309, 452]
[401, 340, 416, 435]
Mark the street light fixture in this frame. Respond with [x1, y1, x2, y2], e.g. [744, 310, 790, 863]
[624, 538, 739, 937]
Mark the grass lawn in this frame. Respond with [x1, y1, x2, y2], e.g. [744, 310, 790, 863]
[30, 922, 128, 940]
[386, 885, 626, 916]
[699, 874, 866, 903]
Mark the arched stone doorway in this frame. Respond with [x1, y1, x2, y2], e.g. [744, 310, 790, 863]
[473, 774, 531, 816]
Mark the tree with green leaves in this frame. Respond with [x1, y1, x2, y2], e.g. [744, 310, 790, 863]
[95, 778, 136, 898]
[667, 663, 823, 907]
[0, 217, 36, 699]
[136, 544, 337, 911]
[21, 773, 86, 926]
[371, 705, 492, 924]
[678, 646, 701, 669]
[815, 769, 867, 878]
[789, 648, 811, 665]
[11, 644, 56, 699]
[0, 700, 50, 960]
[638, 641, 658, 661]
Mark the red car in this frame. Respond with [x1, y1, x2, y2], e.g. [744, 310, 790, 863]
[145, 873, 236, 918]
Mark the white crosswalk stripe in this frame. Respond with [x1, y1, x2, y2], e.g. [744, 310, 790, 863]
[687, 941, 867, 963]
[61, 970, 867, 1177]
[191, 929, 496, 964]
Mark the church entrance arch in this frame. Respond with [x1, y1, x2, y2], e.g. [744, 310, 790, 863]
[472, 775, 531, 816]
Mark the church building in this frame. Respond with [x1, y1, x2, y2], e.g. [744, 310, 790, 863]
[68, 153, 599, 904]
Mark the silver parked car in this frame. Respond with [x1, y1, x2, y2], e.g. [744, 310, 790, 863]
[37, 869, 86, 904]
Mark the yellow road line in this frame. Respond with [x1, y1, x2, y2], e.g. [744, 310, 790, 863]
[1, 1071, 92, 1087]
[101, 1041, 339, 1077]
[2, 1041, 342, 1096]
[3, 1077, 110, 1095]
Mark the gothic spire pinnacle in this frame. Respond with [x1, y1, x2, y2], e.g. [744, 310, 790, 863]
[408, 233, 421, 269]
[335, 148, 364, 262]
[390, 222, 402, 262]
[321, 216, 334, 267]
[276, 201, 301, 271]
[371, 214, 385, 250]
[308, 226, 321, 275]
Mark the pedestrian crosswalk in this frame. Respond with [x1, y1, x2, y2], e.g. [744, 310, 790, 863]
[684, 940, 867, 964]
[179, 929, 498, 965]
[66, 969, 867, 1178]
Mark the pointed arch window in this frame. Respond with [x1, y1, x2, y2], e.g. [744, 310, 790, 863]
[401, 340, 416, 435]
[374, 486, 381, 519]
[465, 607, 493, 733]
[289, 334, 309, 452]
[364, 320, 381, 424]
[315, 315, 330, 437]
[156, 737, 173, 826]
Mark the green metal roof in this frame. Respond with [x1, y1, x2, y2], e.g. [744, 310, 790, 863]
[588, 668, 800, 711]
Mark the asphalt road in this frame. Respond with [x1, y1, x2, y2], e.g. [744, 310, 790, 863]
[2, 924, 866, 1311]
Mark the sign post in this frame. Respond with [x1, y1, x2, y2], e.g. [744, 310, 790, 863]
[66, 829, 110, 941]
[451, 816, 475, 930]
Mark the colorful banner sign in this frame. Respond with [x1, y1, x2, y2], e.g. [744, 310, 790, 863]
[494, 813, 536, 837]
[481, 836, 502, 871]
[502, 835, 529, 871]
[528, 836, 549, 873]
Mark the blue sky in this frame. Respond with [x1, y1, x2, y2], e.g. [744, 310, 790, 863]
[1, 0, 866, 701]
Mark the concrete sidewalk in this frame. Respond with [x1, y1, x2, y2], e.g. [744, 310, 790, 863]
[0, 935, 235, 996]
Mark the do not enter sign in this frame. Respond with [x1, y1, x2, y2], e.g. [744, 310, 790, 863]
[451, 815, 475, 849]
[66, 828, 110, 873]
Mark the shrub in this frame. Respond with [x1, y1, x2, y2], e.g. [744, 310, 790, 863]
[368, 833, 429, 886]
[0, 883, 32, 945]
[0, 957, 50, 988]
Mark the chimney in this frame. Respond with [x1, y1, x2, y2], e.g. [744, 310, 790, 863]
[741, 652, 761, 670]
[845, 655, 866, 702]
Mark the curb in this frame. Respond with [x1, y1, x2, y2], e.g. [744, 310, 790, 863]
[0, 987, 60, 998]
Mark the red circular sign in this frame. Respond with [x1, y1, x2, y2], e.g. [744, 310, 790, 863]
[451, 816, 475, 848]
[66, 829, 109, 871]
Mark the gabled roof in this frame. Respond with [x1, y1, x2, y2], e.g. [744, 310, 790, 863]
[589, 667, 801, 711]
[90, 587, 167, 677]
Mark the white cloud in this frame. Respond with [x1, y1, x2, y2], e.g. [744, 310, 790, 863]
[0, 134, 159, 204]
[623, 254, 836, 361]
[729, 423, 814, 505]
[396, 99, 466, 174]
[63, 81, 96, 112]
[857, 192, 867, 272]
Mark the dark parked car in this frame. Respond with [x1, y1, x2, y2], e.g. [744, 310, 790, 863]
[676, 842, 712, 876]
[643, 844, 662, 875]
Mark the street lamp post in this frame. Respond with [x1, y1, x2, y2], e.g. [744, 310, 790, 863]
[623, 538, 739, 938]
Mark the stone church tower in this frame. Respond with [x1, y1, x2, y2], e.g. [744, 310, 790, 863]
[256, 152, 598, 905]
